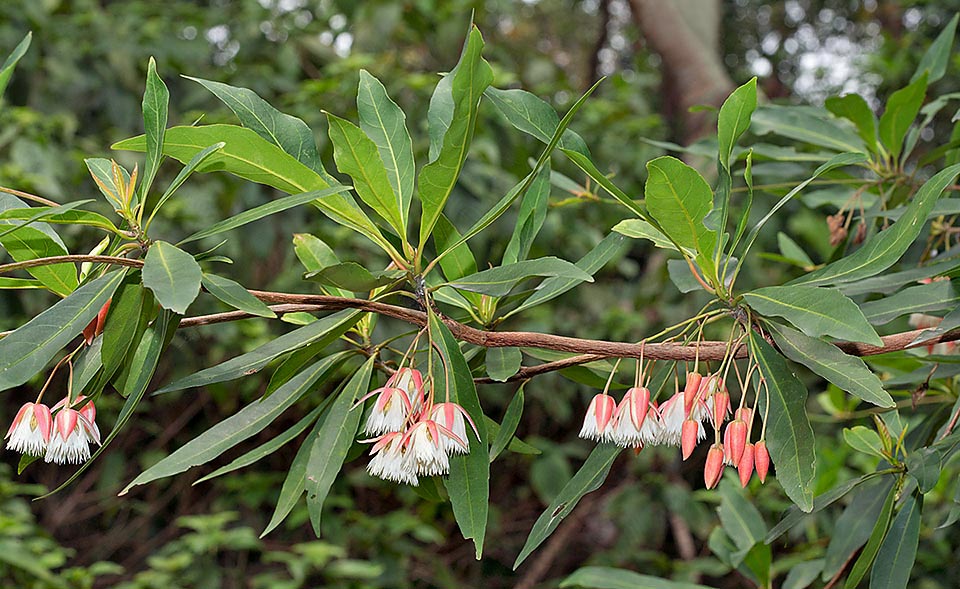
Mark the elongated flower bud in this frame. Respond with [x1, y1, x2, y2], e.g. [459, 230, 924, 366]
[579, 394, 617, 442]
[704, 444, 725, 489]
[711, 389, 730, 426]
[681, 419, 699, 460]
[725, 419, 747, 465]
[683, 373, 703, 418]
[738, 443, 755, 488]
[754, 440, 770, 483]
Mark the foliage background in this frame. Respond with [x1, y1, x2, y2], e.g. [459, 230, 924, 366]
[2, 1, 960, 587]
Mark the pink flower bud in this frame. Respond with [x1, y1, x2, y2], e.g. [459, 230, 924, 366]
[579, 394, 617, 442]
[755, 440, 770, 483]
[681, 419, 699, 460]
[683, 373, 703, 418]
[738, 443, 755, 488]
[5, 402, 53, 456]
[724, 419, 747, 465]
[711, 389, 730, 426]
[704, 444, 725, 489]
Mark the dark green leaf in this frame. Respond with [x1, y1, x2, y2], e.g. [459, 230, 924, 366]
[430, 313, 489, 558]
[749, 331, 816, 512]
[718, 477, 767, 553]
[826, 94, 879, 153]
[913, 13, 959, 83]
[766, 472, 881, 543]
[448, 256, 592, 297]
[418, 25, 493, 245]
[784, 560, 824, 589]
[490, 385, 525, 462]
[141, 57, 169, 198]
[0, 271, 123, 392]
[262, 409, 327, 537]
[744, 285, 881, 345]
[155, 309, 361, 394]
[869, 494, 922, 589]
[718, 77, 757, 170]
[503, 164, 550, 265]
[792, 164, 960, 286]
[752, 105, 867, 153]
[860, 280, 959, 325]
[485, 347, 522, 382]
[99, 276, 146, 382]
[845, 483, 897, 589]
[305, 262, 404, 291]
[879, 74, 928, 161]
[0, 32, 30, 101]
[514, 444, 621, 568]
[202, 272, 276, 318]
[822, 478, 894, 581]
[357, 70, 415, 225]
[433, 214, 479, 284]
[121, 352, 350, 494]
[142, 241, 202, 314]
[306, 357, 374, 534]
[484, 86, 590, 157]
[560, 566, 715, 589]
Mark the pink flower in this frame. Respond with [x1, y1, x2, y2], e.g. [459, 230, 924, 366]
[5, 402, 53, 456]
[579, 394, 617, 442]
[367, 431, 418, 485]
[658, 392, 706, 446]
[404, 420, 450, 477]
[610, 387, 652, 447]
[44, 407, 99, 464]
[360, 386, 412, 435]
[428, 402, 476, 455]
[392, 368, 426, 414]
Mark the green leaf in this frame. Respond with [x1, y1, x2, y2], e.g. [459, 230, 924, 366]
[560, 566, 716, 589]
[0, 270, 123, 392]
[777, 232, 814, 267]
[822, 478, 894, 581]
[142, 241, 202, 314]
[484, 86, 590, 157]
[766, 472, 884, 543]
[112, 125, 387, 249]
[433, 214, 479, 283]
[305, 262, 404, 291]
[869, 494, 922, 589]
[767, 322, 894, 408]
[140, 57, 169, 198]
[784, 560, 825, 589]
[718, 77, 758, 170]
[612, 219, 691, 253]
[0, 194, 77, 296]
[845, 483, 897, 589]
[645, 156, 717, 278]
[490, 385, 525, 462]
[430, 313, 489, 558]
[185, 75, 331, 180]
[826, 94, 879, 153]
[485, 347, 522, 382]
[262, 411, 327, 537]
[503, 164, 550, 265]
[791, 163, 960, 287]
[121, 352, 350, 495]
[0, 277, 39, 289]
[305, 357, 374, 534]
[860, 280, 959, 325]
[879, 74, 928, 161]
[202, 272, 276, 318]
[514, 444, 621, 568]
[749, 331, 816, 512]
[417, 25, 493, 246]
[0, 32, 30, 101]
[326, 112, 405, 236]
[180, 188, 351, 247]
[507, 232, 625, 318]
[357, 70, 415, 226]
[484, 415, 541, 456]
[38, 310, 179, 499]
[744, 285, 882, 345]
[147, 142, 225, 225]
[0, 540, 68, 589]
[752, 105, 867, 153]
[718, 476, 767, 553]
[99, 278, 148, 382]
[0, 202, 119, 235]
[843, 426, 887, 458]
[448, 256, 593, 297]
[913, 13, 959, 83]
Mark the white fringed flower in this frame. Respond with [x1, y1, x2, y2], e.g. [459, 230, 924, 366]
[579, 394, 617, 442]
[367, 432, 418, 486]
[428, 402, 474, 454]
[44, 408, 99, 464]
[610, 387, 649, 448]
[405, 420, 450, 477]
[362, 386, 412, 435]
[657, 392, 705, 446]
[5, 402, 53, 456]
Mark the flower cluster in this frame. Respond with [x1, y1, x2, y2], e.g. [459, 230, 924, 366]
[5, 396, 101, 464]
[580, 366, 773, 490]
[359, 368, 477, 486]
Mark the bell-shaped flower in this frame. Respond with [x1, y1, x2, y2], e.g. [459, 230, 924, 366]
[359, 386, 413, 436]
[579, 393, 617, 442]
[392, 368, 426, 415]
[367, 431, 418, 486]
[610, 387, 651, 448]
[658, 392, 707, 446]
[5, 402, 53, 456]
[404, 419, 450, 477]
[428, 402, 476, 455]
[44, 407, 99, 464]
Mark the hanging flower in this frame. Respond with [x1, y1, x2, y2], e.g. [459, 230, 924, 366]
[366, 431, 418, 486]
[44, 405, 100, 465]
[428, 402, 476, 455]
[658, 392, 707, 446]
[610, 387, 651, 448]
[404, 419, 450, 477]
[5, 402, 53, 456]
[360, 385, 413, 436]
[392, 368, 426, 414]
[579, 394, 617, 442]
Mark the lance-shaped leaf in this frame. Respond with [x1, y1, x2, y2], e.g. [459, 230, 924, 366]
[743, 285, 882, 345]
[514, 444, 621, 568]
[718, 477, 767, 555]
[418, 25, 493, 246]
[845, 483, 897, 589]
[0, 193, 76, 296]
[560, 566, 716, 589]
[326, 112, 405, 236]
[752, 105, 867, 153]
[844, 426, 887, 458]
[749, 331, 816, 512]
[0, 270, 123, 392]
[140, 57, 169, 198]
[112, 125, 388, 251]
[792, 163, 960, 287]
[913, 13, 959, 84]
[447, 256, 593, 297]
[142, 241, 202, 314]
[879, 74, 928, 161]
[100, 276, 148, 382]
[305, 262, 404, 291]
[121, 352, 350, 494]
[484, 86, 590, 157]
[0, 32, 30, 101]
[490, 385, 525, 462]
[718, 77, 757, 170]
[869, 494, 922, 589]
[612, 218, 691, 253]
[826, 94, 879, 153]
[155, 308, 361, 394]
[305, 357, 374, 534]
[860, 280, 959, 325]
[185, 75, 331, 181]
[766, 472, 884, 542]
[202, 273, 276, 318]
[821, 478, 895, 581]
[430, 313, 489, 558]
[645, 156, 718, 279]
[0, 201, 119, 236]
[357, 70, 415, 226]
[262, 409, 327, 537]
[503, 164, 550, 265]
[767, 322, 894, 408]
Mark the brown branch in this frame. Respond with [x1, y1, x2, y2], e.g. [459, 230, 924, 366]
[0, 254, 143, 275]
